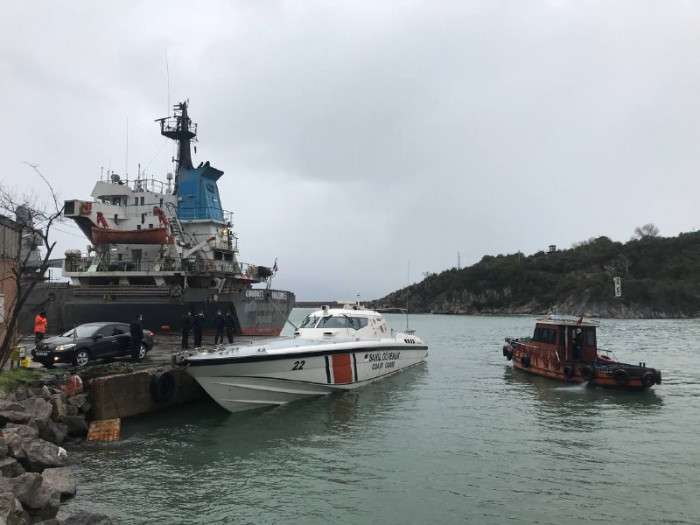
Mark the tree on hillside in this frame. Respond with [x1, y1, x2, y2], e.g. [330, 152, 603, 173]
[0, 166, 63, 370]
[633, 223, 660, 239]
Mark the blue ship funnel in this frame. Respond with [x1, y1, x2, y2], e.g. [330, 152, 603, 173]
[176, 162, 225, 222]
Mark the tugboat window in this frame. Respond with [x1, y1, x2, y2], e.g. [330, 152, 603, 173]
[534, 327, 558, 344]
[585, 328, 596, 346]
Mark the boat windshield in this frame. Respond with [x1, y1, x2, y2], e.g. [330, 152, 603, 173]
[318, 316, 348, 329]
[299, 315, 319, 328]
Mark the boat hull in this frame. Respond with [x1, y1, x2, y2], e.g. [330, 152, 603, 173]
[505, 342, 660, 390]
[187, 345, 428, 412]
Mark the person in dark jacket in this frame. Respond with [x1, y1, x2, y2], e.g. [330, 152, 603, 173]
[130, 314, 144, 358]
[193, 312, 204, 348]
[181, 312, 193, 349]
[214, 310, 225, 345]
[225, 311, 235, 343]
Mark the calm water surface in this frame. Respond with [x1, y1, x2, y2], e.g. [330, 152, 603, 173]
[64, 310, 700, 524]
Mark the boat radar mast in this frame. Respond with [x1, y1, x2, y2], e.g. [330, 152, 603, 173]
[156, 101, 198, 176]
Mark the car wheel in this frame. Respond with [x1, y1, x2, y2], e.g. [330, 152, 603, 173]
[74, 349, 90, 368]
[133, 343, 147, 361]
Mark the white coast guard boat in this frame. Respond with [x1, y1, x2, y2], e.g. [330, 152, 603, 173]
[185, 303, 428, 412]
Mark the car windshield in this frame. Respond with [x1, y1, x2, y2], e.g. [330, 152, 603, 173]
[61, 325, 101, 338]
[299, 316, 319, 328]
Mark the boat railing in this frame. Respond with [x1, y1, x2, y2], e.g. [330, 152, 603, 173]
[63, 255, 264, 279]
[177, 207, 234, 224]
[98, 173, 173, 195]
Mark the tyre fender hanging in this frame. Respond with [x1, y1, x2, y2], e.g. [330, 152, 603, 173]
[150, 371, 177, 404]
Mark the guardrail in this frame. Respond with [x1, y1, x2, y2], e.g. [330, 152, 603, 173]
[63, 256, 266, 279]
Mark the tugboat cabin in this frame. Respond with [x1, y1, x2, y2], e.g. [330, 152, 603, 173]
[532, 317, 598, 365]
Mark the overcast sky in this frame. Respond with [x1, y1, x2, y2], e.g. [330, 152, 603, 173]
[2, 1, 700, 300]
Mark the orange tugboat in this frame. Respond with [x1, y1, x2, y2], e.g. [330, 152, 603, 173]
[502, 316, 661, 390]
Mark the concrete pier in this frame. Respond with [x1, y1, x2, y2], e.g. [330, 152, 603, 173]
[87, 366, 205, 420]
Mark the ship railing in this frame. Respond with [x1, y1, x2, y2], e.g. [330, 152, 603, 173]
[98, 172, 172, 195]
[129, 178, 170, 195]
[177, 207, 235, 224]
[63, 255, 265, 279]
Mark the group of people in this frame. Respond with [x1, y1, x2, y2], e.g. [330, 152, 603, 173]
[34, 308, 234, 356]
[180, 310, 236, 349]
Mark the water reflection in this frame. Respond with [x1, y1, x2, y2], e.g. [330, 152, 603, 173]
[115, 363, 428, 467]
[503, 366, 663, 415]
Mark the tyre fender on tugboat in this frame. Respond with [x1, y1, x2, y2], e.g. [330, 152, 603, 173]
[641, 371, 656, 388]
[613, 368, 629, 386]
[579, 365, 595, 381]
[502, 345, 513, 361]
[150, 371, 177, 404]
[563, 365, 575, 380]
[521, 354, 531, 368]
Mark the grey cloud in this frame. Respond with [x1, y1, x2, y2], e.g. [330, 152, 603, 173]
[1, 1, 699, 299]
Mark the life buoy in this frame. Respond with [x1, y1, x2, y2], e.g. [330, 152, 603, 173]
[521, 354, 531, 368]
[563, 365, 575, 379]
[80, 201, 92, 215]
[579, 365, 595, 381]
[613, 368, 629, 386]
[641, 372, 656, 388]
[150, 371, 177, 404]
[502, 345, 513, 361]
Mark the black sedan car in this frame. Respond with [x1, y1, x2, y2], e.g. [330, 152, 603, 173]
[33, 322, 155, 368]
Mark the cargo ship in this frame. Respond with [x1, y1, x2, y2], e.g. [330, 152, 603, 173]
[20, 101, 294, 335]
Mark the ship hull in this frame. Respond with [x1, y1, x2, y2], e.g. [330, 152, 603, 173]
[19, 284, 294, 336]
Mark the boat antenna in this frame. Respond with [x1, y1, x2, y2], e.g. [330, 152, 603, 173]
[165, 49, 171, 114]
[406, 260, 411, 332]
[125, 116, 129, 179]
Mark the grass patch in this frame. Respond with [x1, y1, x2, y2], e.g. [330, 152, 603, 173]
[0, 368, 44, 393]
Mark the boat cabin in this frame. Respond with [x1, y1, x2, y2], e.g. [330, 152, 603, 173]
[532, 317, 598, 363]
[297, 306, 390, 340]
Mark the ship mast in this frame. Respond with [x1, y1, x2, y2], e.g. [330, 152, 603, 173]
[156, 101, 197, 191]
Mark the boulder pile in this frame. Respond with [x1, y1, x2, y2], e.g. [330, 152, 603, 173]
[0, 378, 115, 524]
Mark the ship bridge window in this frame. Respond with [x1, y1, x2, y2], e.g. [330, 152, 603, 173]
[224, 253, 233, 262]
[299, 315, 319, 328]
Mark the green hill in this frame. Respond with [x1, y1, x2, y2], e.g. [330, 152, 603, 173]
[373, 232, 700, 318]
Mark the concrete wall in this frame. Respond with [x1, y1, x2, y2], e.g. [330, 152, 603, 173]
[87, 367, 206, 420]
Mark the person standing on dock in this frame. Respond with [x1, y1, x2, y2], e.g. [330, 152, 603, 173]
[225, 311, 235, 344]
[34, 311, 48, 344]
[181, 312, 192, 349]
[130, 314, 144, 358]
[214, 310, 225, 345]
[193, 312, 204, 348]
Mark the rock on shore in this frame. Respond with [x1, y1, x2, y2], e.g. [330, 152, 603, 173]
[0, 376, 106, 524]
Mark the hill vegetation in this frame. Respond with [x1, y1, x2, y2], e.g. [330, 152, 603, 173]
[374, 230, 700, 318]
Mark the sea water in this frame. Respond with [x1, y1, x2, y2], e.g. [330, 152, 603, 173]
[63, 310, 700, 524]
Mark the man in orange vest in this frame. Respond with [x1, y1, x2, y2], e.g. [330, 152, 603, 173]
[34, 311, 48, 344]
